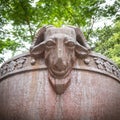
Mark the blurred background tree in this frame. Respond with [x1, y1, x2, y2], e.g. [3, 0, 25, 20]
[0, 0, 119, 67]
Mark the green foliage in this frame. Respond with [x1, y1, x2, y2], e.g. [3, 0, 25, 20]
[0, 38, 20, 62]
[34, 0, 105, 26]
[0, 0, 106, 42]
[99, 0, 120, 18]
[0, 0, 120, 67]
[0, 39, 20, 52]
[94, 21, 120, 67]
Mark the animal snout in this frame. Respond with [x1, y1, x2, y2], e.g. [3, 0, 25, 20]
[54, 58, 66, 71]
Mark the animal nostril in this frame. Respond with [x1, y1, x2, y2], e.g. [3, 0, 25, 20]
[54, 58, 66, 71]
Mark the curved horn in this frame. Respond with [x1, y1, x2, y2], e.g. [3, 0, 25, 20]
[75, 27, 90, 49]
[66, 25, 91, 58]
[33, 27, 46, 46]
[30, 26, 46, 57]
[74, 27, 91, 58]
[33, 25, 53, 46]
[30, 25, 53, 56]
[66, 25, 91, 50]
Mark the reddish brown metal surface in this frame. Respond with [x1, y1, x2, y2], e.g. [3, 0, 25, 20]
[0, 66, 120, 120]
[0, 26, 120, 120]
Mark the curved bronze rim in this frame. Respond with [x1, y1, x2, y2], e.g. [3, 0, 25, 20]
[0, 52, 120, 82]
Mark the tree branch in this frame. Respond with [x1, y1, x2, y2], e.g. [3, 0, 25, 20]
[19, 0, 33, 41]
[86, 16, 95, 40]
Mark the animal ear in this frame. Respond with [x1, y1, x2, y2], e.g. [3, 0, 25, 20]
[30, 25, 53, 57]
[74, 27, 91, 50]
[30, 42, 45, 56]
[75, 42, 89, 58]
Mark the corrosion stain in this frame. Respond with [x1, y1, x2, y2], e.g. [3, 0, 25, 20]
[29, 71, 38, 102]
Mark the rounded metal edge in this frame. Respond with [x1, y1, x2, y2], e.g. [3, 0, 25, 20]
[0, 52, 30, 79]
[90, 52, 119, 68]
[0, 66, 47, 81]
[73, 67, 120, 83]
[0, 66, 119, 83]
[0, 52, 30, 67]
[0, 51, 120, 81]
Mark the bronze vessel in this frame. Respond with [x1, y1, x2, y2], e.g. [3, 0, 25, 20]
[0, 26, 120, 120]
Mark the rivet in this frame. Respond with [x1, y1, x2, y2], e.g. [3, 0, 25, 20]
[84, 58, 90, 64]
[31, 58, 36, 65]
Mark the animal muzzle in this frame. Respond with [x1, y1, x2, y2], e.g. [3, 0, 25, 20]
[53, 58, 67, 71]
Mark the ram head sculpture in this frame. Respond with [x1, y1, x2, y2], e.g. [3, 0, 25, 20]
[30, 26, 91, 94]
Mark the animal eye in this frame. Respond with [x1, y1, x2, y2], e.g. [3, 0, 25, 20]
[46, 40, 56, 48]
[65, 41, 75, 48]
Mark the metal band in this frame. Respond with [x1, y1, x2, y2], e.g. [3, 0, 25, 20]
[0, 52, 120, 82]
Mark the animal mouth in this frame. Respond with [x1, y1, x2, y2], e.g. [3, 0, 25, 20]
[49, 67, 71, 78]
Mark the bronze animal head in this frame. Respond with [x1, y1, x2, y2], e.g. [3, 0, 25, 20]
[30, 26, 90, 94]
[30, 26, 90, 78]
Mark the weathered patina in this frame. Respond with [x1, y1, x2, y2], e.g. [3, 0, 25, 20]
[30, 26, 90, 94]
[0, 26, 120, 120]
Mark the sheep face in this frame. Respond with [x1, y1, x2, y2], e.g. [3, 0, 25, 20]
[30, 26, 90, 79]
[44, 27, 76, 79]
[30, 26, 90, 94]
